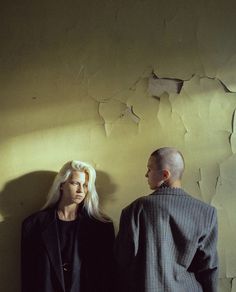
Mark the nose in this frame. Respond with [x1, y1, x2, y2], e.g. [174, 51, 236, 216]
[145, 171, 148, 178]
[77, 184, 83, 193]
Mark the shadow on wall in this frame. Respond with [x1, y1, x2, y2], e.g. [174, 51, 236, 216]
[0, 169, 116, 292]
[0, 171, 56, 292]
[96, 170, 117, 207]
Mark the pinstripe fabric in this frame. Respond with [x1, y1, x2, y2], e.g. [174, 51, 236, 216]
[115, 187, 218, 292]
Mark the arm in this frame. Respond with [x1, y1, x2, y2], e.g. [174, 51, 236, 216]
[100, 222, 116, 292]
[21, 219, 36, 292]
[114, 205, 141, 292]
[191, 208, 218, 292]
[114, 207, 139, 268]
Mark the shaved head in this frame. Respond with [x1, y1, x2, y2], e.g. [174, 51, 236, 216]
[151, 147, 185, 180]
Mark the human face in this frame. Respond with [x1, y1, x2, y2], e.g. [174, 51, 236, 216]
[145, 156, 163, 190]
[60, 171, 89, 206]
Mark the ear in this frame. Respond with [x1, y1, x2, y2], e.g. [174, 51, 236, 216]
[162, 169, 170, 181]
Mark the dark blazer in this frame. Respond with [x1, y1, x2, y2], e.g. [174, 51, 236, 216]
[21, 207, 115, 292]
[115, 187, 218, 292]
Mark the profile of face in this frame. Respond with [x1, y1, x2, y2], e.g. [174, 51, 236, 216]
[60, 170, 89, 206]
[145, 155, 164, 190]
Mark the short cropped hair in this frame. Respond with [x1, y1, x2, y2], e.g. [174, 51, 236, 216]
[151, 147, 185, 180]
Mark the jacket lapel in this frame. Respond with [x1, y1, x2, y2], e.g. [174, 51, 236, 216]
[41, 210, 65, 292]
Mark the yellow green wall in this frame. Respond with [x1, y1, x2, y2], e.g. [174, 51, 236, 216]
[1, 0, 236, 291]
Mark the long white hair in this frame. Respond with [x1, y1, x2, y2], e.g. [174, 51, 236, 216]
[42, 160, 108, 222]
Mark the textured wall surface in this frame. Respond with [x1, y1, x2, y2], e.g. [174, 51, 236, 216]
[1, 0, 236, 291]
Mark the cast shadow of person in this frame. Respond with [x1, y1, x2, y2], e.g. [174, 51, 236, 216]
[0, 171, 56, 292]
[0, 169, 117, 292]
[96, 170, 117, 207]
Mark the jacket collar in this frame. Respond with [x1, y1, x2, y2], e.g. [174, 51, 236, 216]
[152, 186, 186, 196]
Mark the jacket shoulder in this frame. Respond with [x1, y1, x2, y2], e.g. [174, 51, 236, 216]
[178, 191, 217, 213]
[122, 195, 147, 215]
[122, 191, 217, 220]
[22, 208, 54, 233]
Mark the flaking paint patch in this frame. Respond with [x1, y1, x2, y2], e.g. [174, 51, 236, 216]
[155, 93, 186, 146]
[197, 166, 220, 204]
[98, 99, 140, 136]
[217, 54, 236, 93]
[230, 109, 236, 154]
[213, 155, 236, 277]
[149, 73, 234, 100]
[200, 76, 236, 93]
[148, 72, 183, 98]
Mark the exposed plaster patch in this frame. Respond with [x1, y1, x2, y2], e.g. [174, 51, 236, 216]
[98, 99, 140, 136]
[148, 72, 183, 98]
[149, 72, 235, 100]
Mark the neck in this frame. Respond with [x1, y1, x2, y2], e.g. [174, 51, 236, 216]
[161, 180, 181, 189]
[170, 180, 181, 188]
[57, 202, 79, 221]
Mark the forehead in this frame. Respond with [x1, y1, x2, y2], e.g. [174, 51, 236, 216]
[69, 170, 89, 181]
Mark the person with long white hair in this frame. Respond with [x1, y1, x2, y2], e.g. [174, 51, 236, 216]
[21, 160, 115, 292]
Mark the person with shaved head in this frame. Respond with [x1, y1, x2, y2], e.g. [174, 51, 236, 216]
[115, 147, 218, 292]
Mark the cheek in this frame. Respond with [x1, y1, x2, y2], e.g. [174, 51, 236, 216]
[149, 172, 156, 180]
[63, 184, 75, 195]
[150, 172, 161, 183]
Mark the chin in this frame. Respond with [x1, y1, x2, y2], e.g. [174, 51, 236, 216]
[73, 199, 83, 204]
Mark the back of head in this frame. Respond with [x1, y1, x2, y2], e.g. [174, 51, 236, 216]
[151, 147, 185, 181]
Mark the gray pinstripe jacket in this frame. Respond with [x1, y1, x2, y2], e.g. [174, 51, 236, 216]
[115, 187, 218, 292]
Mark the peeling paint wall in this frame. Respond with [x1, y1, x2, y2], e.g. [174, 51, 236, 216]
[1, 0, 236, 291]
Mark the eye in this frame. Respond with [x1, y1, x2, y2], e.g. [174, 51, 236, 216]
[70, 181, 78, 185]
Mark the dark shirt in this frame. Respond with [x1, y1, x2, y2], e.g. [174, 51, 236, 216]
[57, 218, 77, 292]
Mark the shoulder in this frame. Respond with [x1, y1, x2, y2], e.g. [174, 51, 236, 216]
[181, 190, 217, 214]
[22, 208, 55, 232]
[122, 190, 217, 220]
[121, 195, 147, 217]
